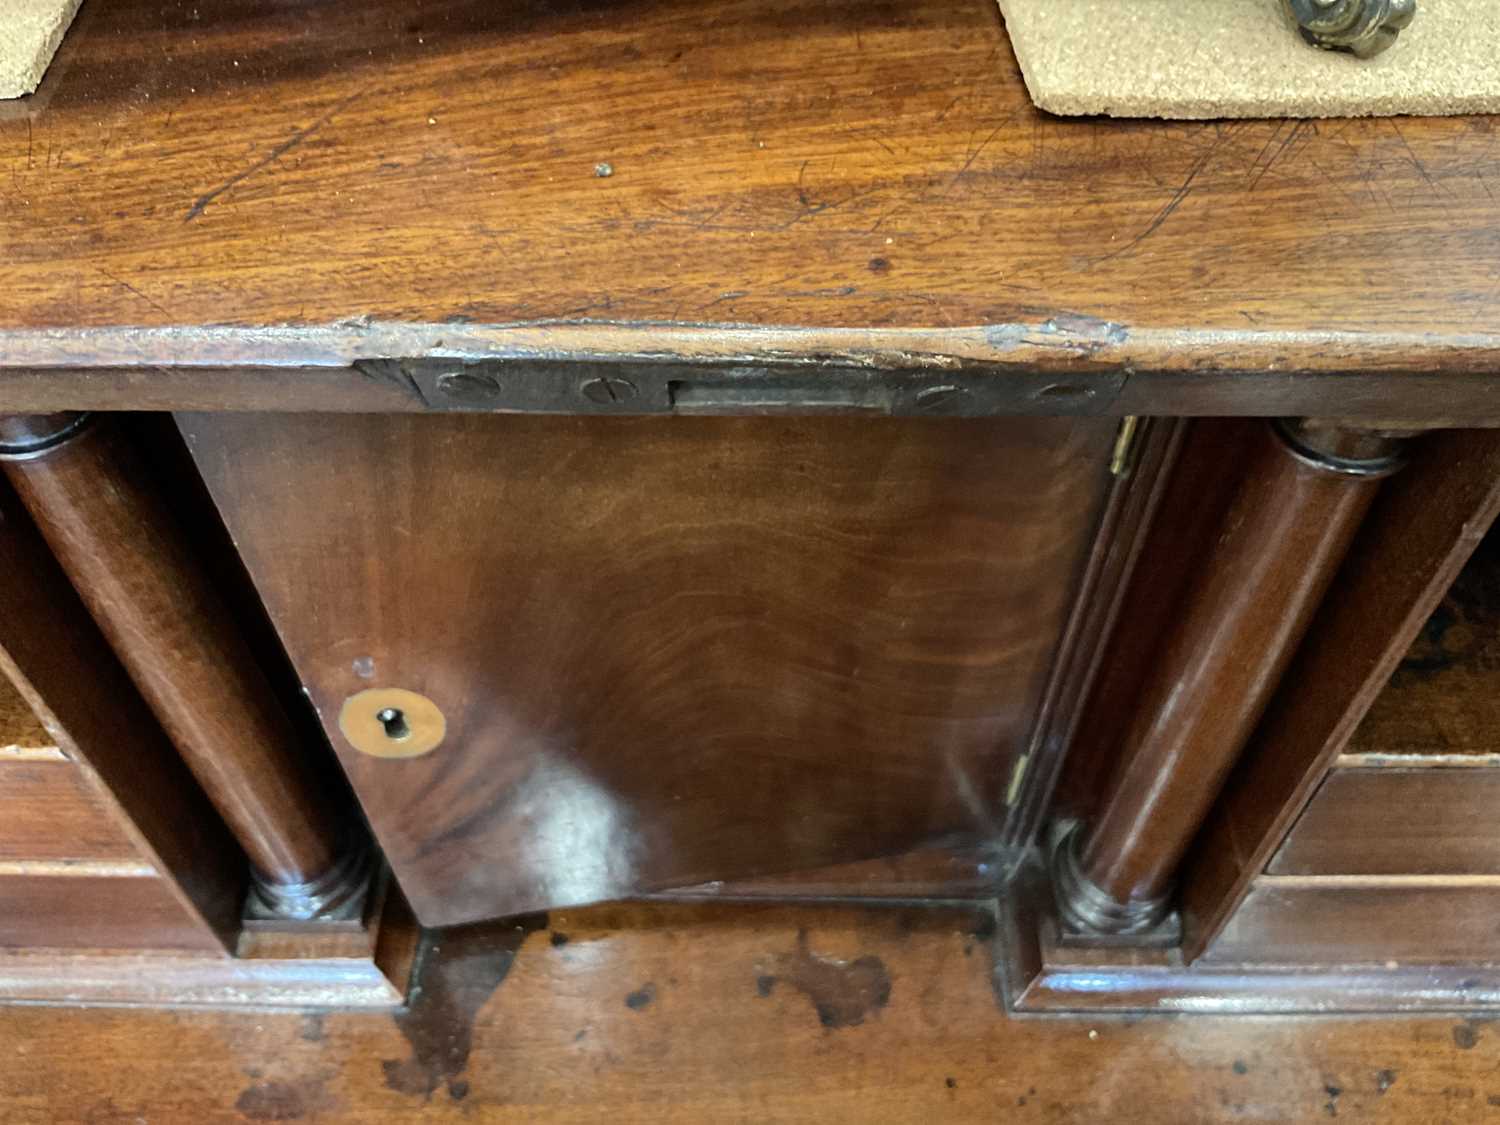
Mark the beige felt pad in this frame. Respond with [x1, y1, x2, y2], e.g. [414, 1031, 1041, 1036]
[998, 0, 1500, 119]
[1, 0, 84, 99]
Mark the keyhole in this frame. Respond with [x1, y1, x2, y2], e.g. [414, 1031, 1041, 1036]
[376, 707, 410, 741]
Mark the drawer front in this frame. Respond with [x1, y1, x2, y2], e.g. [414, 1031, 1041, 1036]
[0, 875, 222, 951]
[1270, 768, 1500, 876]
[1204, 880, 1500, 965]
[0, 761, 141, 863]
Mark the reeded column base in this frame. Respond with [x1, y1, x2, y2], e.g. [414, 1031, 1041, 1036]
[1048, 821, 1176, 942]
[247, 841, 373, 922]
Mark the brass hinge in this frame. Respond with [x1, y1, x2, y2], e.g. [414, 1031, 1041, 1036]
[1004, 753, 1031, 807]
[356, 358, 1128, 418]
[1109, 415, 1143, 478]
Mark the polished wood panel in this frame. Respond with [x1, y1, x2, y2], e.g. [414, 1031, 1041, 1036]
[1270, 769, 1500, 877]
[1202, 879, 1500, 966]
[0, 475, 241, 948]
[180, 411, 1115, 925]
[0, 762, 140, 863]
[1072, 423, 1391, 920]
[0, 875, 224, 952]
[0, 414, 358, 915]
[4, 0, 1500, 412]
[1344, 523, 1500, 763]
[1181, 430, 1500, 959]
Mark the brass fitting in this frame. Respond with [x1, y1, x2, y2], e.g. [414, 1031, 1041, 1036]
[1284, 0, 1417, 58]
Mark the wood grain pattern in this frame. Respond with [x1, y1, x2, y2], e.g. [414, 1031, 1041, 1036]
[1001, 417, 1186, 856]
[0, 872, 415, 1008]
[1270, 769, 1500, 876]
[0, 475, 243, 949]
[1202, 879, 1500, 966]
[1055, 420, 1259, 821]
[1345, 523, 1500, 763]
[0, 874, 225, 951]
[1179, 430, 1500, 960]
[1000, 860, 1500, 1014]
[0, 761, 140, 863]
[1078, 422, 1386, 908]
[6, 900, 1500, 1122]
[3, 0, 1500, 407]
[0, 415, 351, 900]
[180, 411, 1114, 925]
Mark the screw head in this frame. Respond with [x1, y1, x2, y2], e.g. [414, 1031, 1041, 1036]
[435, 369, 501, 403]
[1033, 383, 1095, 402]
[913, 384, 971, 414]
[580, 375, 639, 405]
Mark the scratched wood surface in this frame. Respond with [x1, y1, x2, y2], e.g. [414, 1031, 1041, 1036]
[4, 0, 1500, 381]
[3, 901, 1500, 1122]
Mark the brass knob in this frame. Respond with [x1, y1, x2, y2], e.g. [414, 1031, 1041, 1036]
[338, 688, 446, 759]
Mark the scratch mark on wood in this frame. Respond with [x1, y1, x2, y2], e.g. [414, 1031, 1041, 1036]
[944, 123, 1005, 196]
[1089, 153, 1209, 268]
[1388, 118, 1446, 203]
[184, 90, 363, 222]
[94, 268, 171, 318]
[1248, 121, 1309, 193]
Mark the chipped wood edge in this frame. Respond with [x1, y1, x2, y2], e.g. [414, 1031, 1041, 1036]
[4, 321, 1500, 421]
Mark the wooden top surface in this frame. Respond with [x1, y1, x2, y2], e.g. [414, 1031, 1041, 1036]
[2, 0, 1500, 379]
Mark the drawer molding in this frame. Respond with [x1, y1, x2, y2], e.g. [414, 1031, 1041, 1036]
[0, 860, 156, 878]
[1271, 768, 1500, 877]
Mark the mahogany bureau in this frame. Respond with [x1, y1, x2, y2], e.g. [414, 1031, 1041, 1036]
[2, 0, 1500, 1013]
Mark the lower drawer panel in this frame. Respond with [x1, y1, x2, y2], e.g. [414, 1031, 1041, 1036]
[1271, 769, 1500, 876]
[0, 762, 141, 863]
[1203, 880, 1500, 965]
[0, 875, 223, 951]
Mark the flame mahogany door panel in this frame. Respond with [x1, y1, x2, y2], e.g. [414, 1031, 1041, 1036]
[178, 412, 1113, 925]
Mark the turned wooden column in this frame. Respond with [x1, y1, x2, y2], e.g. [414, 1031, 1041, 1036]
[0, 412, 366, 920]
[1053, 419, 1415, 936]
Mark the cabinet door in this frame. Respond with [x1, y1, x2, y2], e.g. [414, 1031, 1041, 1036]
[179, 412, 1113, 925]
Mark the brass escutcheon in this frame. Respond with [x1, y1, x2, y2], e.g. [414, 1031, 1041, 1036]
[338, 688, 446, 759]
